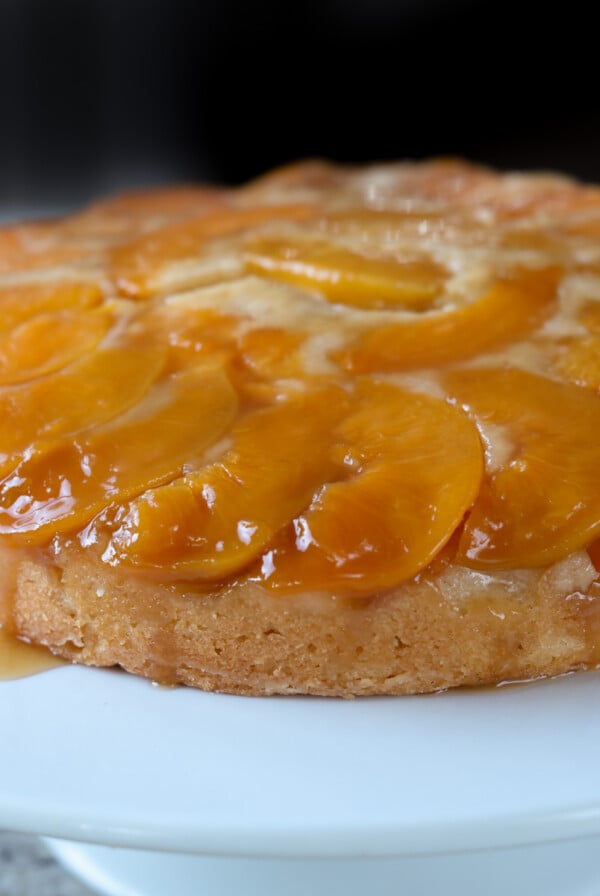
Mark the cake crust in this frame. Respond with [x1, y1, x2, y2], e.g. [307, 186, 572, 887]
[8, 546, 600, 696]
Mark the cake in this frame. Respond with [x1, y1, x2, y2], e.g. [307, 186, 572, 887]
[1, 158, 600, 696]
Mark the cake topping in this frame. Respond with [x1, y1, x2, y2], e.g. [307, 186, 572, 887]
[446, 367, 600, 568]
[0, 160, 599, 596]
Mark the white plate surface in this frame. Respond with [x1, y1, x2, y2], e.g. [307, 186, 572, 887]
[1, 665, 600, 858]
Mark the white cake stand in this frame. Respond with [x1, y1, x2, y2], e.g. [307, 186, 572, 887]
[2, 664, 600, 896]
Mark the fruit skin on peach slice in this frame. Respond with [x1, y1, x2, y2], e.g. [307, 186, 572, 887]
[0, 340, 166, 476]
[111, 204, 316, 298]
[444, 366, 600, 568]
[102, 385, 351, 578]
[261, 379, 483, 595]
[338, 267, 559, 372]
[244, 237, 447, 310]
[0, 365, 237, 544]
[0, 308, 113, 386]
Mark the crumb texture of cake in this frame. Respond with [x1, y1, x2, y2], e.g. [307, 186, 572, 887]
[1, 158, 600, 695]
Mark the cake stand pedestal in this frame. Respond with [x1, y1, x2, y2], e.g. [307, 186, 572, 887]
[45, 836, 600, 896]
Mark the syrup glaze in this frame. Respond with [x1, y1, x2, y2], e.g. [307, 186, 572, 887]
[0, 628, 64, 680]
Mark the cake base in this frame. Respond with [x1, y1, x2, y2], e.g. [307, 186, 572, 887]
[8, 546, 600, 696]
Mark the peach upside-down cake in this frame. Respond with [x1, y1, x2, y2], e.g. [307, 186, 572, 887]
[2, 159, 600, 696]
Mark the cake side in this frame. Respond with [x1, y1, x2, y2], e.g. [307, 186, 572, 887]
[5, 545, 599, 696]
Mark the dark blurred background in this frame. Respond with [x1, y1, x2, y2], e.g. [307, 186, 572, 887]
[0, 0, 599, 216]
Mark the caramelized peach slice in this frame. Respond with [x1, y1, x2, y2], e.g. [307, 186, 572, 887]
[0, 366, 237, 543]
[578, 302, 600, 333]
[0, 308, 112, 385]
[588, 540, 600, 573]
[236, 327, 307, 380]
[67, 186, 226, 238]
[239, 160, 345, 199]
[0, 281, 103, 331]
[111, 204, 316, 297]
[244, 237, 447, 310]
[263, 380, 483, 594]
[445, 367, 600, 568]
[340, 267, 559, 372]
[134, 304, 241, 374]
[0, 340, 165, 474]
[553, 302, 600, 391]
[104, 386, 350, 578]
[0, 223, 89, 274]
[554, 336, 600, 391]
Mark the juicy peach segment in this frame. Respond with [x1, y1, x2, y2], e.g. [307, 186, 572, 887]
[0, 366, 237, 543]
[0, 309, 112, 385]
[339, 267, 559, 372]
[554, 336, 600, 391]
[588, 540, 600, 573]
[236, 327, 307, 380]
[111, 204, 316, 297]
[578, 302, 600, 333]
[262, 380, 483, 594]
[0, 281, 103, 331]
[134, 305, 241, 374]
[104, 386, 350, 577]
[0, 341, 165, 474]
[553, 302, 600, 391]
[67, 186, 226, 238]
[0, 223, 89, 274]
[445, 367, 600, 568]
[244, 237, 447, 310]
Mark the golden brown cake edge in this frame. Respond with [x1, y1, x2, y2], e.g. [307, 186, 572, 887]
[8, 547, 600, 696]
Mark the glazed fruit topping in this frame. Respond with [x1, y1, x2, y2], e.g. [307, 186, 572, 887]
[0, 308, 112, 385]
[338, 267, 560, 372]
[0, 365, 236, 542]
[244, 237, 448, 310]
[103, 386, 349, 577]
[111, 204, 317, 297]
[445, 367, 600, 568]
[1, 160, 600, 596]
[95, 380, 482, 595]
[259, 380, 483, 594]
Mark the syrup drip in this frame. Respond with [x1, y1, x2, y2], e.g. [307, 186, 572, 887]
[0, 627, 64, 680]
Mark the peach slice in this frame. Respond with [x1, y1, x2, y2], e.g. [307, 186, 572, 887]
[236, 327, 307, 380]
[66, 186, 227, 238]
[0, 340, 165, 474]
[445, 366, 600, 568]
[0, 308, 112, 386]
[0, 365, 237, 543]
[588, 540, 600, 573]
[552, 302, 600, 391]
[244, 237, 447, 310]
[0, 281, 103, 331]
[0, 223, 89, 274]
[554, 336, 600, 391]
[111, 204, 316, 297]
[578, 302, 600, 333]
[239, 160, 347, 203]
[133, 304, 241, 375]
[103, 386, 350, 578]
[263, 380, 483, 594]
[339, 267, 559, 372]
